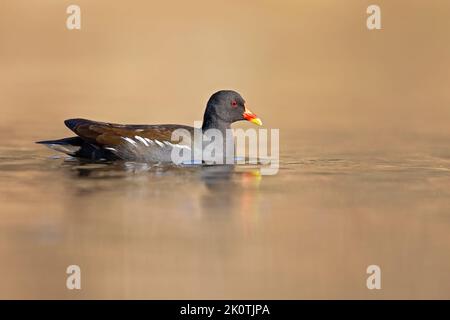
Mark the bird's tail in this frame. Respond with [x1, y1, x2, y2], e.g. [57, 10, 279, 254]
[36, 137, 83, 155]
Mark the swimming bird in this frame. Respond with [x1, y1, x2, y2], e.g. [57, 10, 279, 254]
[37, 90, 262, 162]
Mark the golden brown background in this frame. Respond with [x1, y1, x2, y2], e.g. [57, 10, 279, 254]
[1, 0, 449, 136]
[1, 0, 450, 300]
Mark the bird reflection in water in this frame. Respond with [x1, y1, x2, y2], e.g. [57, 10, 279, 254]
[200, 165, 263, 232]
[63, 160, 263, 229]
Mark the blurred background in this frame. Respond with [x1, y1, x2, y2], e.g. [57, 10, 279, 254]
[1, 0, 450, 299]
[1, 0, 449, 137]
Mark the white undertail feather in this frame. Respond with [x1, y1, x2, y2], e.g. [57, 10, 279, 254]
[43, 144, 81, 155]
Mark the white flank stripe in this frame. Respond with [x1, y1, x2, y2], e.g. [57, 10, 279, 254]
[135, 136, 149, 146]
[154, 140, 164, 147]
[123, 137, 137, 146]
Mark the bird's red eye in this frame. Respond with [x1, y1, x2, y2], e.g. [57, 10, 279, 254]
[231, 100, 237, 107]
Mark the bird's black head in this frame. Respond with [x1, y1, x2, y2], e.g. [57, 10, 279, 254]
[202, 90, 262, 131]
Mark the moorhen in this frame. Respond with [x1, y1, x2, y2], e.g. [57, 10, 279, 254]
[37, 90, 262, 162]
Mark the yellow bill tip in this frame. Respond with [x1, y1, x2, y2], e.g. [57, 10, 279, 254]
[250, 118, 263, 126]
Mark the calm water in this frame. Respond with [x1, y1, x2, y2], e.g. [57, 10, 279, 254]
[1, 129, 450, 299]
[1, 0, 450, 300]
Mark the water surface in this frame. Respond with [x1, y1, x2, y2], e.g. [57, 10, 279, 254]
[1, 130, 450, 299]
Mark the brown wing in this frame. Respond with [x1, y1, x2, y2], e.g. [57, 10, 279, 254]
[64, 118, 194, 147]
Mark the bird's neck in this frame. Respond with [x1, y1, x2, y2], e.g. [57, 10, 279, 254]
[201, 113, 230, 133]
[201, 112, 235, 162]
